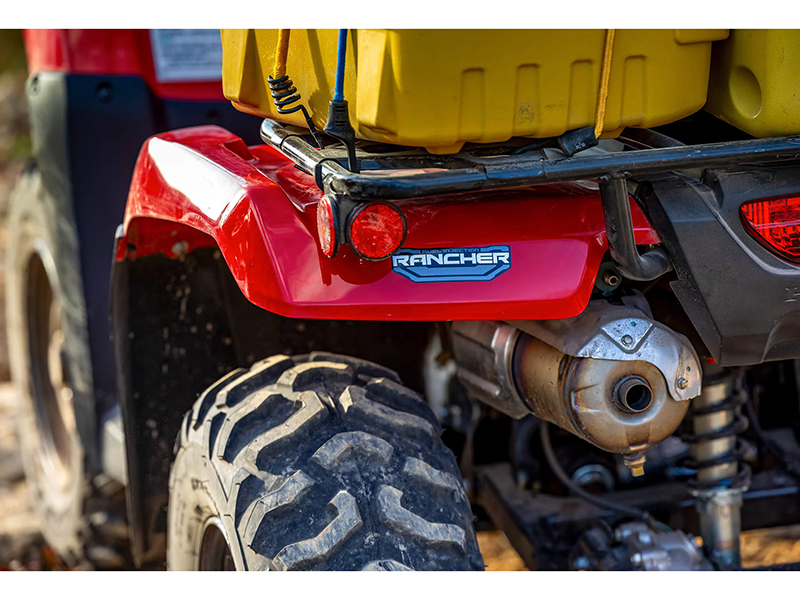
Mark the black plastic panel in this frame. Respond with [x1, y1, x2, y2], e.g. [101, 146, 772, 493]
[639, 165, 800, 366]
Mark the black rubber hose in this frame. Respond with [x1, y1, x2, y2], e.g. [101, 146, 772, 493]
[539, 421, 670, 533]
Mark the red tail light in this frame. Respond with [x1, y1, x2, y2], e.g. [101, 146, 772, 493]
[347, 202, 407, 260]
[741, 196, 800, 263]
[316, 195, 338, 257]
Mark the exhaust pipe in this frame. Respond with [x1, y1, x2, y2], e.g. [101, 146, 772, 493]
[452, 298, 701, 475]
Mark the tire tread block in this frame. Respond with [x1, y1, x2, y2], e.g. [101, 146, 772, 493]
[402, 457, 461, 495]
[272, 491, 363, 571]
[240, 391, 327, 464]
[376, 485, 466, 552]
[241, 470, 315, 545]
[169, 357, 482, 571]
[310, 431, 394, 471]
[340, 386, 435, 437]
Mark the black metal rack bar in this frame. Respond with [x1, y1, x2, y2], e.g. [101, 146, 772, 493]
[261, 119, 800, 201]
[260, 119, 800, 281]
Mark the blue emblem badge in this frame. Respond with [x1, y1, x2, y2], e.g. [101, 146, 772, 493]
[392, 245, 511, 283]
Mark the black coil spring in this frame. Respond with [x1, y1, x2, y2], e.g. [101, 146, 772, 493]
[679, 384, 752, 491]
[268, 74, 304, 115]
[267, 74, 323, 149]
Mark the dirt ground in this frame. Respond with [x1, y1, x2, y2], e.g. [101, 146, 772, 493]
[0, 383, 71, 570]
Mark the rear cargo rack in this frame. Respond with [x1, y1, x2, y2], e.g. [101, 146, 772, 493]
[262, 119, 800, 200]
[261, 118, 800, 281]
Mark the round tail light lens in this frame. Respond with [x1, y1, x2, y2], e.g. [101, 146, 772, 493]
[316, 195, 338, 257]
[347, 202, 407, 260]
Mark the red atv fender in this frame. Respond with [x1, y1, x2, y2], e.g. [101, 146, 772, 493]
[119, 125, 659, 321]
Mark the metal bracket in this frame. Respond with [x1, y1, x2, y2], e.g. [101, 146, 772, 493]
[599, 175, 672, 281]
[509, 297, 702, 402]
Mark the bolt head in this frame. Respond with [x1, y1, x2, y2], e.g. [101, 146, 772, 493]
[621, 334, 634, 346]
[677, 377, 690, 390]
[624, 452, 646, 477]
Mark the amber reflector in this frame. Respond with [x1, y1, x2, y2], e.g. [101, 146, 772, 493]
[741, 196, 800, 262]
[316, 195, 337, 257]
[347, 202, 407, 260]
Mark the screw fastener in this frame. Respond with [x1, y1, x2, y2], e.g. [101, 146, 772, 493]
[172, 241, 189, 257]
[624, 451, 646, 477]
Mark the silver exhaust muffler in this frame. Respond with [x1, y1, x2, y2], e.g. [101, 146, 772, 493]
[452, 296, 701, 475]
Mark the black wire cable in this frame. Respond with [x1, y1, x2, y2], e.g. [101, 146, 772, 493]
[511, 138, 554, 155]
[539, 421, 671, 533]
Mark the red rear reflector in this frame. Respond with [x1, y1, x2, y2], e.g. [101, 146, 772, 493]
[316, 195, 337, 257]
[347, 202, 407, 260]
[741, 196, 800, 262]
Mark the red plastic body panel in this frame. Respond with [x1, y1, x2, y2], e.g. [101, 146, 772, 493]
[121, 126, 660, 321]
[23, 29, 224, 101]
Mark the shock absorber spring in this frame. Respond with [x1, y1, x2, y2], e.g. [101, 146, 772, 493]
[679, 366, 751, 567]
[268, 74, 323, 148]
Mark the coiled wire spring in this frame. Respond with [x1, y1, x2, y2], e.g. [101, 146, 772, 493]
[268, 74, 323, 148]
[679, 373, 751, 491]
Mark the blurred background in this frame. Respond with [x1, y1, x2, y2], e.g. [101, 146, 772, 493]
[0, 28, 42, 571]
[0, 28, 799, 571]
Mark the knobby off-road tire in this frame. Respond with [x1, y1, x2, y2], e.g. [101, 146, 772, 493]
[168, 352, 484, 571]
[6, 166, 130, 568]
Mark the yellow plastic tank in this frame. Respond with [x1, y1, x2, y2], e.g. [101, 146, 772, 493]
[706, 30, 800, 138]
[222, 29, 728, 154]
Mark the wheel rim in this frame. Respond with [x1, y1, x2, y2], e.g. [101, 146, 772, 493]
[25, 247, 76, 490]
[198, 517, 236, 571]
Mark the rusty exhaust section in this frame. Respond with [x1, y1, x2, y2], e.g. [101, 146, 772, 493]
[452, 297, 700, 475]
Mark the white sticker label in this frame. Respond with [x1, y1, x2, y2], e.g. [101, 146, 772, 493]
[149, 29, 223, 83]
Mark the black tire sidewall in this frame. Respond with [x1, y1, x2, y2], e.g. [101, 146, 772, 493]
[168, 440, 247, 571]
[6, 167, 92, 561]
